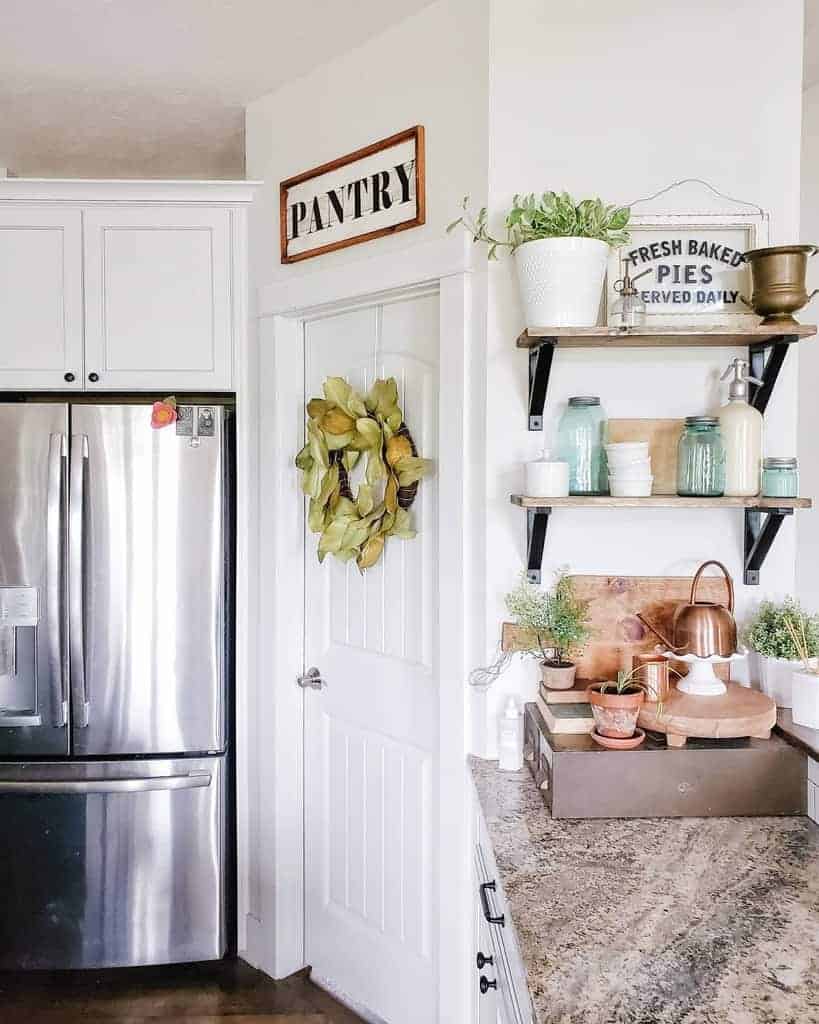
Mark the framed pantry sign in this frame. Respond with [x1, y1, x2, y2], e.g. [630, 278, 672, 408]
[606, 211, 769, 328]
[280, 125, 425, 263]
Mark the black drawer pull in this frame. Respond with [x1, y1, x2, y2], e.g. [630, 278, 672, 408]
[479, 880, 505, 926]
[476, 951, 494, 969]
[479, 975, 497, 994]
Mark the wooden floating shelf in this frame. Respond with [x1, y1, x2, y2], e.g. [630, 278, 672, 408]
[521, 324, 817, 430]
[517, 324, 817, 349]
[511, 495, 812, 510]
[511, 494, 812, 587]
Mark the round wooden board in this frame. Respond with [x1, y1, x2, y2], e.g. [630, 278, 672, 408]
[638, 683, 776, 747]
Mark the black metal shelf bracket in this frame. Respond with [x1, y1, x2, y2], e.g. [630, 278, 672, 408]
[744, 506, 793, 586]
[748, 335, 798, 415]
[528, 340, 556, 431]
[526, 507, 551, 584]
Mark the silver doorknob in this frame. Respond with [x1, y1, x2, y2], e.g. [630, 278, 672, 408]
[297, 667, 326, 690]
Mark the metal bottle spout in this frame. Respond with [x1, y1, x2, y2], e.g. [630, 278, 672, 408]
[636, 613, 684, 653]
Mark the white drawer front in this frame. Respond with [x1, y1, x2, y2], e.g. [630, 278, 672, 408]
[475, 840, 534, 1024]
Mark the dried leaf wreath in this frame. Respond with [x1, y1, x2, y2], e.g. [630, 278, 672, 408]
[295, 376, 433, 571]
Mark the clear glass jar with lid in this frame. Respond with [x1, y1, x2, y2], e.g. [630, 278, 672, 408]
[762, 457, 799, 498]
[556, 396, 608, 495]
[677, 417, 726, 497]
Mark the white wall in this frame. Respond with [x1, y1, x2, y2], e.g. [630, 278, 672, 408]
[798, 81, 819, 610]
[482, 0, 806, 743]
[246, 0, 489, 280]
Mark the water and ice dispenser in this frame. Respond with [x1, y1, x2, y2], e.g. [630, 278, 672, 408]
[0, 587, 41, 726]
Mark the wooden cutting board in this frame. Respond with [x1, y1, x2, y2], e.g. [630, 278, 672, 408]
[502, 574, 731, 681]
[607, 418, 684, 495]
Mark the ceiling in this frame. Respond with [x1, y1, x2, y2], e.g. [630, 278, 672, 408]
[0, 0, 434, 178]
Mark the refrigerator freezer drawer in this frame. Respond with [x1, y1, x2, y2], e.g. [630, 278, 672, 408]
[0, 756, 225, 969]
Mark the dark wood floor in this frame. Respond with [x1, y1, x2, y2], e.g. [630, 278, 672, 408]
[0, 958, 365, 1023]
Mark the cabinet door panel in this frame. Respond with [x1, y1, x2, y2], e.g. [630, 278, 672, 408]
[0, 208, 83, 389]
[83, 207, 233, 390]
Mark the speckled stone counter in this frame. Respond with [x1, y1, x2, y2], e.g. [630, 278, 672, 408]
[471, 756, 819, 1024]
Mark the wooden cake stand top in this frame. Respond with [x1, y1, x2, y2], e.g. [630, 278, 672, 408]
[638, 683, 776, 747]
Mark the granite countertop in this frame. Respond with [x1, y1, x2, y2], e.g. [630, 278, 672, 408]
[471, 756, 819, 1024]
[776, 708, 819, 761]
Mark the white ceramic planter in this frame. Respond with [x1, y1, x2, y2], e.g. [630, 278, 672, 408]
[513, 237, 608, 328]
[752, 654, 818, 708]
[792, 671, 819, 728]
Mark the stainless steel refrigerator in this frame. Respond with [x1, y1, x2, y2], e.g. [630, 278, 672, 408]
[0, 401, 232, 969]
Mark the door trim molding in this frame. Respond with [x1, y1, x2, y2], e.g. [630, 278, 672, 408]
[243, 233, 482, 1023]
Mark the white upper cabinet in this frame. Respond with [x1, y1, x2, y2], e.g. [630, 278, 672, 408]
[0, 180, 257, 393]
[83, 206, 233, 391]
[0, 208, 84, 389]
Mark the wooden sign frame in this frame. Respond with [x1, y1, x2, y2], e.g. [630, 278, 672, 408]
[279, 125, 425, 264]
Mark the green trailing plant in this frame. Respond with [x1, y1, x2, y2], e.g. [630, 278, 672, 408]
[447, 191, 630, 259]
[593, 666, 677, 720]
[505, 570, 592, 665]
[743, 598, 819, 661]
[596, 667, 648, 696]
[295, 376, 432, 572]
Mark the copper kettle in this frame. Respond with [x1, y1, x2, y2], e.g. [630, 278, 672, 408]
[636, 560, 737, 658]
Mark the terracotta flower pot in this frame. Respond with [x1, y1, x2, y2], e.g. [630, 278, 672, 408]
[586, 682, 645, 738]
[541, 661, 577, 690]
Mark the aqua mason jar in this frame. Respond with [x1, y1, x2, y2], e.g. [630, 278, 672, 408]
[556, 396, 608, 495]
[677, 416, 726, 497]
[762, 457, 798, 498]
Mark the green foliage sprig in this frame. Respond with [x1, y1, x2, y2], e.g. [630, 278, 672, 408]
[744, 598, 819, 661]
[295, 377, 432, 572]
[447, 191, 630, 259]
[505, 570, 592, 665]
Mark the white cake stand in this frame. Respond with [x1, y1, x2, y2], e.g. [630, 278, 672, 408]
[658, 648, 748, 696]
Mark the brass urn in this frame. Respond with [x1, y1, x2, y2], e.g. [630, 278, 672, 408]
[741, 244, 818, 326]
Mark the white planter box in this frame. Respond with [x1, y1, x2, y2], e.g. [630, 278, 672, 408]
[754, 654, 801, 707]
[792, 671, 819, 729]
[513, 237, 608, 328]
[751, 654, 819, 708]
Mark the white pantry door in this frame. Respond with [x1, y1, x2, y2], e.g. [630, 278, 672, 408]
[304, 291, 439, 1024]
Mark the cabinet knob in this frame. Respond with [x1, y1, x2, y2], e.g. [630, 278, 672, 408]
[88, 372, 100, 383]
[63, 372, 75, 383]
[476, 952, 494, 970]
[479, 976, 497, 995]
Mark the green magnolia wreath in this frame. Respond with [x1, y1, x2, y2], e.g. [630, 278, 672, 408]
[295, 376, 432, 571]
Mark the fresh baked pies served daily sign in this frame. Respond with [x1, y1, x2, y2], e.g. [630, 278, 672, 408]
[280, 126, 425, 262]
[606, 210, 768, 327]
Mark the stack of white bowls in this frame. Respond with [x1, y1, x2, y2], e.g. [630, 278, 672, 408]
[605, 442, 652, 497]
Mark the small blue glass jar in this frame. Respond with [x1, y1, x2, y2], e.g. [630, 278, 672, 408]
[677, 416, 726, 497]
[556, 396, 608, 495]
[762, 457, 799, 498]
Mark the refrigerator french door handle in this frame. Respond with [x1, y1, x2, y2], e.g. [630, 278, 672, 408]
[0, 771, 212, 794]
[69, 434, 90, 728]
[46, 433, 68, 728]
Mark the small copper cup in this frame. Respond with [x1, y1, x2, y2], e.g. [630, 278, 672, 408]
[634, 652, 669, 703]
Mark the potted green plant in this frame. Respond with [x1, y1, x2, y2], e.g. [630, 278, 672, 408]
[743, 598, 819, 708]
[448, 191, 630, 328]
[586, 669, 647, 741]
[505, 571, 591, 690]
